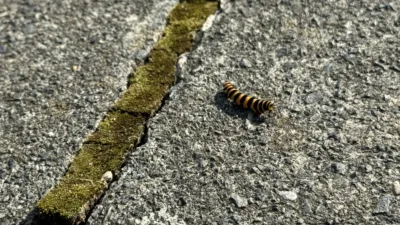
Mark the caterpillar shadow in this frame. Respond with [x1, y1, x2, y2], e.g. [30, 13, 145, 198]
[214, 91, 265, 126]
[18, 208, 40, 225]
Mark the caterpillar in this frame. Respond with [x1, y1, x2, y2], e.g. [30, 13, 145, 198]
[223, 81, 274, 114]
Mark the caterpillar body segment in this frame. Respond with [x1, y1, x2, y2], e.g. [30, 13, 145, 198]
[223, 82, 274, 114]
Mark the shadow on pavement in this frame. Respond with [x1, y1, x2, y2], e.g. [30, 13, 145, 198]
[213, 91, 265, 126]
[19, 208, 38, 225]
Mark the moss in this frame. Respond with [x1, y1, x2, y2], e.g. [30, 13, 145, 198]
[117, 49, 177, 114]
[157, 0, 218, 55]
[131, 48, 178, 86]
[68, 144, 130, 178]
[35, 1, 218, 224]
[157, 22, 198, 55]
[114, 82, 169, 114]
[169, 0, 218, 23]
[36, 143, 132, 223]
[36, 178, 105, 224]
[86, 111, 146, 145]
[118, 0, 218, 114]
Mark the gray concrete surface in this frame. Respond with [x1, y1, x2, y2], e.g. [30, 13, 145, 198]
[1, 0, 400, 224]
[87, 0, 400, 225]
[0, 0, 177, 224]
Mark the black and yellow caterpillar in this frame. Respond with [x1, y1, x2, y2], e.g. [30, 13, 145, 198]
[223, 81, 274, 114]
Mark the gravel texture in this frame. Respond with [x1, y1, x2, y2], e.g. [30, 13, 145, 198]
[0, 0, 177, 224]
[88, 0, 400, 224]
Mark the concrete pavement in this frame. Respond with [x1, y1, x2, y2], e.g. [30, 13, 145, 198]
[0, 0, 178, 224]
[1, 0, 400, 224]
[88, 0, 400, 224]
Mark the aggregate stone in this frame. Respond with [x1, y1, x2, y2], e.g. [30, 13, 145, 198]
[393, 181, 400, 195]
[332, 162, 347, 175]
[305, 92, 322, 104]
[102, 171, 113, 183]
[278, 191, 298, 201]
[373, 195, 391, 215]
[230, 194, 248, 208]
[365, 164, 373, 173]
[239, 58, 252, 68]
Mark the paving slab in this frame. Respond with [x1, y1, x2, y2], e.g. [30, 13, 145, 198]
[87, 0, 400, 224]
[1, 0, 400, 224]
[0, 0, 178, 224]
[33, 1, 218, 224]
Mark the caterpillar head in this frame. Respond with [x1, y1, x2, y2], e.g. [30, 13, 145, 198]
[266, 101, 275, 111]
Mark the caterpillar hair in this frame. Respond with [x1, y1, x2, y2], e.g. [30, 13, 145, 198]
[223, 81, 274, 114]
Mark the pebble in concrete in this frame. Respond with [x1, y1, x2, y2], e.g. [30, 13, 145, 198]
[332, 163, 347, 175]
[278, 191, 298, 201]
[230, 193, 248, 208]
[393, 181, 400, 195]
[372, 195, 391, 215]
[101, 171, 113, 183]
[239, 58, 252, 68]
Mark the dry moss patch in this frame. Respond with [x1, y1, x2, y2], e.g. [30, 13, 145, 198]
[117, 49, 177, 114]
[36, 114, 146, 224]
[35, 0, 218, 224]
[157, 0, 218, 55]
[86, 111, 146, 145]
[36, 143, 132, 224]
[36, 178, 105, 225]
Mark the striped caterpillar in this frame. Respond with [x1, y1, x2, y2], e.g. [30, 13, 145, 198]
[223, 82, 274, 115]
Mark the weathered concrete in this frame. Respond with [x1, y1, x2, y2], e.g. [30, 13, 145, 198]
[34, 1, 217, 224]
[1, 0, 400, 224]
[0, 0, 178, 224]
[87, 0, 400, 224]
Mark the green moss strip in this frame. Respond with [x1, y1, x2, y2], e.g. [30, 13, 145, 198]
[115, 49, 177, 114]
[35, 0, 218, 224]
[86, 111, 146, 145]
[157, 0, 218, 55]
[36, 114, 145, 224]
